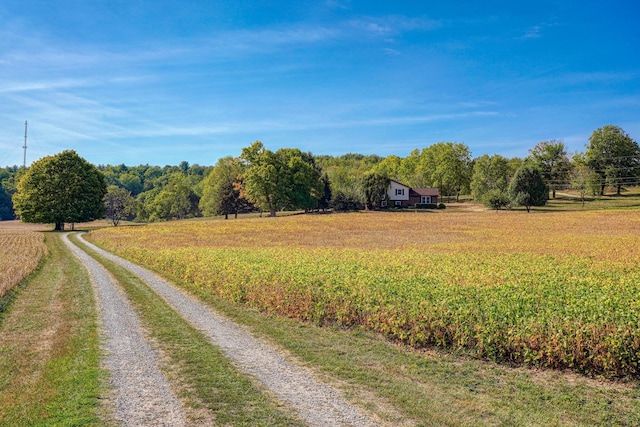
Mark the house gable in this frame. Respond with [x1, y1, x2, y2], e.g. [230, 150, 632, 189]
[387, 180, 410, 202]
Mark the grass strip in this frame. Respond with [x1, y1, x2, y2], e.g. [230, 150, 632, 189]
[0, 233, 105, 426]
[70, 233, 304, 426]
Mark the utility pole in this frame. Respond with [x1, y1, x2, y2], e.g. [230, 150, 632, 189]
[23, 120, 28, 168]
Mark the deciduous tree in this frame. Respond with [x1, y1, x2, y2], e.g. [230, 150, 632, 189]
[13, 150, 107, 230]
[104, 185, 136, 226]
[470, 154, 511, 205]
[361, 172, 390, 210]
[508, 166, 548, 212]
[199, 157, 250, 218]
[585, 125, 640, 195]
[240, 142, 323, 216]
[528, 140, 571, 198]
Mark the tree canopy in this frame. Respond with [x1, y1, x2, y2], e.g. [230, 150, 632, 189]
[527, 140, 571, 198]
[199, 157, 252, 219]
[508, 166, 548, 212]
[13, 150, 107, 230]
[104, 185, 136, 226]
[470, 154, 512, 206]
[585, 125, 640, 195]
[240, 141, 323, 216]
[361, 172, 390, 210]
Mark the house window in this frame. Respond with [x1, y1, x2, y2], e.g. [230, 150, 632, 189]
[395, 188, 405, 196]
[421, 196, 431, 204]
[395, 201, 402, 206]
[381, 200, 387, 207]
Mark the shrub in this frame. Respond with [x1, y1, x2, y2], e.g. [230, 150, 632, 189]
[415, 203, 438, 209]
[331, 191, 363, 211]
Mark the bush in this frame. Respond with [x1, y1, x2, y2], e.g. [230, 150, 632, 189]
[331, 191, 364, 211]
[415, 203, 438, 209]
[484, 190, 511, 210]
[438, 203, 446, 209]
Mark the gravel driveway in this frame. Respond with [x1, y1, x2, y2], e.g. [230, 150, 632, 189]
[62, 233, 187, 426]
[68, 233, 378, 427]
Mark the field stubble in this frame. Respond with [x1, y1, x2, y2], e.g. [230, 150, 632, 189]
[88, 210, 640, 379]
[0, 228, 48, 300]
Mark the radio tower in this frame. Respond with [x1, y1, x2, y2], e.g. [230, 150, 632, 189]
[23, 120, 28, 168]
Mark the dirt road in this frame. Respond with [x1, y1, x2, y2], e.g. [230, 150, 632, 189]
[65, 233, 377, 427]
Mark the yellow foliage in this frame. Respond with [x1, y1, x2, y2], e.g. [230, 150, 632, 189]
[88, 210, 640, 378]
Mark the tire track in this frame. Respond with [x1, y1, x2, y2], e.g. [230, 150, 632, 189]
[62, 233, 186, 427]
[76, 233, 378, 427]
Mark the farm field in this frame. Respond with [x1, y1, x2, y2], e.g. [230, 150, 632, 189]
[0, 223, 48, 300]
[88, 210, 640, 379]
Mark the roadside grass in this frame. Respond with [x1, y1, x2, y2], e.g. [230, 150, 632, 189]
[0, 233, 106, 426]
[69, 233, 304, 427]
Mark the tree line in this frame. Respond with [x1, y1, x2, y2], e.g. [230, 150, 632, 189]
[1, 124, 638, 224]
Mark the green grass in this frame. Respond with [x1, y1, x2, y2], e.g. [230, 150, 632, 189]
[70, 233, 304, 426]
[0, 233, 106, 426]
[138, 260, 640, 427]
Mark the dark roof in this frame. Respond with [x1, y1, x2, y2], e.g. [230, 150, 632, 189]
[410, 188, 440, 197]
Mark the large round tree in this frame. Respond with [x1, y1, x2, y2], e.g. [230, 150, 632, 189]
[585, 125, 640, 195]
[13, 150, 107, 230]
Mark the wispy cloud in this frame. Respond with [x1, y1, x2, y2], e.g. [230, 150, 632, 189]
[0, 78, 94, 93]
[348, 15, 442, 36]
[520, 21, 558, 40]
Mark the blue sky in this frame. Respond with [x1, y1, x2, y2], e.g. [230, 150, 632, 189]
[1, 1, 639, 167]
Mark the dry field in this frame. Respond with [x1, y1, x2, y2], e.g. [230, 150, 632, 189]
[0, 222, 48, 299]
[88, 210, 640, 378]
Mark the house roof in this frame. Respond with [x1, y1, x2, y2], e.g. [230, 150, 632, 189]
[410, 188, 440, 197]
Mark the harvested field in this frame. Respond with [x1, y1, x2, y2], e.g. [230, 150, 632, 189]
[0, 228, 47, 299]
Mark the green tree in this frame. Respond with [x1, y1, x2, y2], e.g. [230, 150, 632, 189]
[318, 173, 332, 211]
[508, 166, 548, 212]
[485, 189, 511, 211]
[200, 157, 252, 219]
[240, 142, 287, 217]
[200, 157, 243, 216]
[104, 185, 136, 226]
[119, 171, 144, 196]
[528, 140, 571, 198]
[428, 142, 472, 202]
[13, 150, 107, 230]
[585, 125, 640, 195]
[278, 148, 323, 211]
[361, 172, 390, 210]
[0, 186, 13, 220]
[331, 190, 363, 211]
[146, 173, 200, 221]
[371, 155, 402, 180]
[470, 154, 511, 205]
[240, 142, 323, 216]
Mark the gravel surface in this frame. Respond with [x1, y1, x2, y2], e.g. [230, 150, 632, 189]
[78, 233, 378, 427]
[62, 233, 187, 427]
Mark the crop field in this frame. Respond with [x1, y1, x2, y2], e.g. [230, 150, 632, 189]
[88, 210, 640, 378]
[0, 230, 47, 299]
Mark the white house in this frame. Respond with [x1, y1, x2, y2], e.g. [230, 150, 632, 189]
[382, 180, 440, 207]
